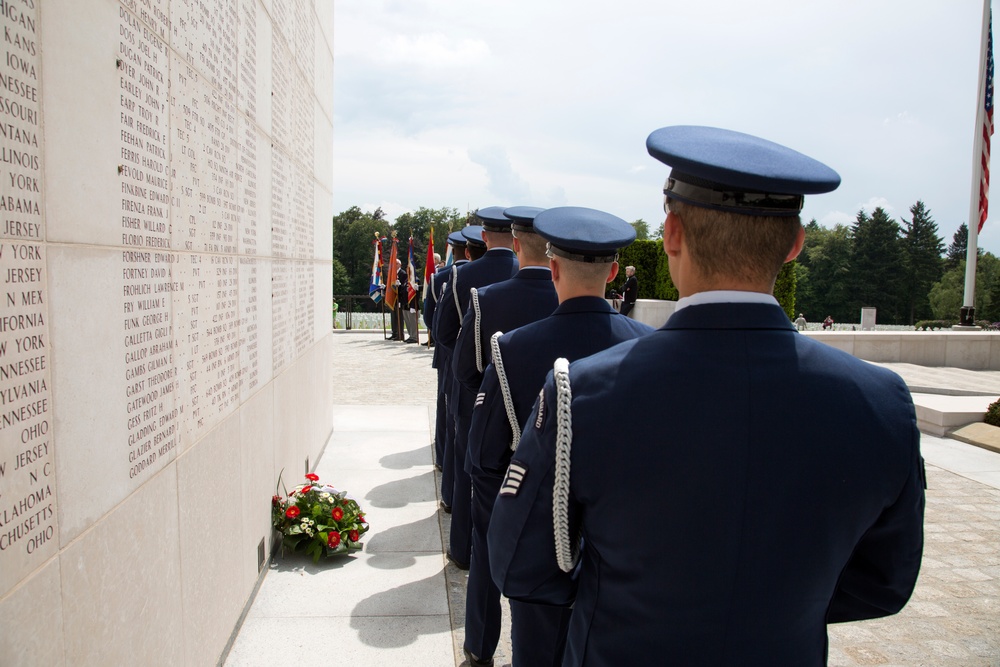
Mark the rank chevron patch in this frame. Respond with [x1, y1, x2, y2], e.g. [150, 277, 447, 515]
[500, 460, 528, 496]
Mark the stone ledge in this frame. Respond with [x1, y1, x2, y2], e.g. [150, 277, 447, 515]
[949, 422, 1000, 454]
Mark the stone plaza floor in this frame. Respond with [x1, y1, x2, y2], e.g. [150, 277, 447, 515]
[223, 331, 1000, 667]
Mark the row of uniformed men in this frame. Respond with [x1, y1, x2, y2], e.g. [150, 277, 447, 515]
[422, 125, 924, 667]
[423, 202, 651, 666]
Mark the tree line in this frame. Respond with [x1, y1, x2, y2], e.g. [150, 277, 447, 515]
[796, 202, 999, 325]
[332, 202, 1000, 325]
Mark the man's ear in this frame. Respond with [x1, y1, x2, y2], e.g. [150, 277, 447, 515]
[606, 261, 619, 283]
[785, 225, 806, 263]
[662, 212, 683, 258]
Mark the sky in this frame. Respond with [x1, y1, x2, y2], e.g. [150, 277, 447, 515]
[331, 0, 1000, 257]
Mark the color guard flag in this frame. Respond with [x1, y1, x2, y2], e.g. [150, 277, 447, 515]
[979, 11, 994, 233]
[385, 235, 399, 310]
[445, 241, 454, 267]
[422, 228, 435, 302]
[368, 234, 383, 303]
[407, 235, 418, 304]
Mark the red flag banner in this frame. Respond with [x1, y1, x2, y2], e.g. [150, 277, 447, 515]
[422, 228, 435, 302]
[385, 235, 398, 310]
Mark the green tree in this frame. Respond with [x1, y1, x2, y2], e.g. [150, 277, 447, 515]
[774, 261, 797, 319]
[899, 201, 944, 324]
[393, 206, 465, 278]
[946, 223, 969, 269]
[630, 219, 650, 241]
[928, 253, 1000, 320]
[332, 206, 389, 294]
[332, 258, 350, 294]
[849, 207, 905, 323]
[797, 222, 853, 322]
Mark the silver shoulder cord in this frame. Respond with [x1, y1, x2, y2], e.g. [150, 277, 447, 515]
[552, 357, 579, 573]
[429, 273, 437, 304]
[451, 267, 461, 319]
[489, 331, 520, 450]
[471, 288, 484, 372]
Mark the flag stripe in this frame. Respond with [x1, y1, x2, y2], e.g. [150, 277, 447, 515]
[980, 11, 994, 234]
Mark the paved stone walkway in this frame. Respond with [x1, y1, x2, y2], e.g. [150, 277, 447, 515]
[229, 331, 1000, 666]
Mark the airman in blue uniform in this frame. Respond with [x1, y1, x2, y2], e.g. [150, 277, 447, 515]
[488, 126, 925, 666]
[434, 209, 519, 573]
[453, 206, 559, 667]
[424, 231, 469, 487]
[468, 206, 653, 667]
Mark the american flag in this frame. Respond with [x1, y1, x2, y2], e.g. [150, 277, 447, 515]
[979, 11, 994, 233]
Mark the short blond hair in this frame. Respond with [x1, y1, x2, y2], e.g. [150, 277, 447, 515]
[557, 257, 615, 287]
[515, 231, 549, 264]
[667, 199, 800, 284]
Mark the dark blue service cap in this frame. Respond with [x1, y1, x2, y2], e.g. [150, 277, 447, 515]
[461, 225, 486, 248]
[646, 125, 841, 217]
[447, 230, 467, 247]
[475, 206, 513, 233]
[533, 206, 635, 263]
[503, 206, 545, 232]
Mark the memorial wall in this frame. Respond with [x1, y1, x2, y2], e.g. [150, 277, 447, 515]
[0, 1, 334, 664]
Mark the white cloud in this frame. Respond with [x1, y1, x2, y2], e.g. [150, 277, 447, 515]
[375, 33, 490, 67]
[882, 111, 917, 126]
[467, 145, 532, 204]
[818, 210, 855, 228]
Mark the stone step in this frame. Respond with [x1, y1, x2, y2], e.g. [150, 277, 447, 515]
[911, 392, 998, 437]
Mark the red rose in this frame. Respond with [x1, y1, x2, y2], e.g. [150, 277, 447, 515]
[341, 499, 349, 505]
[327, 532, 341, 548]
[331, 507, 344, 521]
[349, 530, 359, 542]
[300, 485, 312, 494]
[359, 514, 366, 523]
[305, 473, 319, 482]
[285, 506, 301, 519]
[271, 495, 281, 506]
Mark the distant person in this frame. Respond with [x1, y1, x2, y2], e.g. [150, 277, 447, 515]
[795, 313, 807, 331]
[393, 259, 418, 343]
[489, 125, 924, 665]
[387, 259, 403, 341]
[823, 315, 834, 330]
[470, 206, 653, 667]
[434, 252, 444, 270]
[619, 265, 638, 316]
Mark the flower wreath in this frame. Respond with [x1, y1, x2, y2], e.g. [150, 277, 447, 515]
[271, 472, 369, 562]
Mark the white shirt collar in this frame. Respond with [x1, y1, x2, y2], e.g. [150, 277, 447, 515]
[518, 266, 552, 273]
[674, 290, 778, 312]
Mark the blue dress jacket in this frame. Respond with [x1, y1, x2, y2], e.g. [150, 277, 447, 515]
[488, 302, 925, 667]
[453, 267, 558, 396]
[469, 296, 653, 478]
[433, 248, 519, 354]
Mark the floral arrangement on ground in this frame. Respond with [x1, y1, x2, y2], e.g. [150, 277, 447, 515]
[271, 472, 369, 562]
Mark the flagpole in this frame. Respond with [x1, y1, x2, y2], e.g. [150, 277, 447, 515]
[962, 0, 993, 327]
